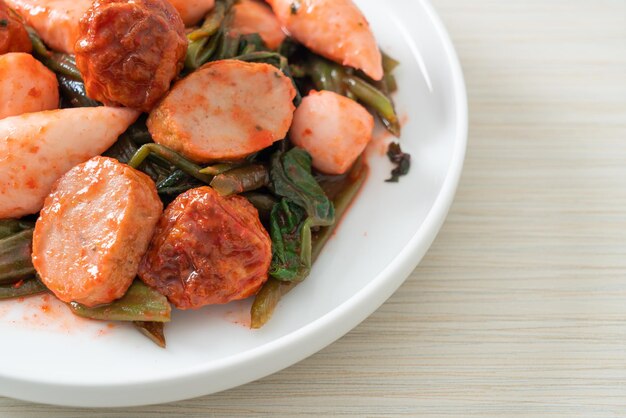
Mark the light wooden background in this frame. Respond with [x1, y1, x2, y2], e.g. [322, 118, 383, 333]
[2, 0, 626, 416]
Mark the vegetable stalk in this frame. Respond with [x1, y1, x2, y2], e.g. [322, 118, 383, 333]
[210, 165, 270, 196]
[128, 143, 213, 184]
[0, 279, 48, 300]
[28, 28, 82, 80]
[0, 229, 35, 285]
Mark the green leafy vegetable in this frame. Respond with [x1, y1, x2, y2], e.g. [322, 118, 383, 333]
[270, 148, 335, 226]
[0, 278, 48, 300]
[252, 160, 369, 327]
[268, 148, 334, 282]
[269, 200, 312, 282]
[385, 142, 411, 183]
[69, 281, 171, 322]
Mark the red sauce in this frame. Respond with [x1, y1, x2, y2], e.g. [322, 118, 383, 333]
[28, 87, 41, 98]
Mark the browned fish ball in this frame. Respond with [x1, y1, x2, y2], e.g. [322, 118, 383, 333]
[75, 0, 187, 112]
[138, 187, 272, 310]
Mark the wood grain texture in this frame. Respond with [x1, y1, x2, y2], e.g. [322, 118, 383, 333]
[2, 0, 626, 416]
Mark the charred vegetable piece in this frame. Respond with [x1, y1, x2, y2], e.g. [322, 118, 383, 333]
[0, 229, 35, 285]
[210, 164, 270, 196]
[134, 321, 166, 348]
[251, 159, 368, 328]
[0, 278, 48, 300]
[270, 148, 334, 226]
[69, 281, 171, 322]
[385, 142, 411, 183]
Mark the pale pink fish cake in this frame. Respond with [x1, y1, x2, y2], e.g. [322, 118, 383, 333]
[290, 90, 374, 175]
[33, 156, 163, 307]
[267, 0, 383, 80]
[5, 0, 92, 53]
[0, 107, 139, 218]
[0, 53, 59, 119]
[167, 0, 214, 26]
[231, 0, 285, 50]
[148, 60, 296, 162]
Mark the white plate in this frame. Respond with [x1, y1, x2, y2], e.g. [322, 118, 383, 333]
[0, 0, 467, 407]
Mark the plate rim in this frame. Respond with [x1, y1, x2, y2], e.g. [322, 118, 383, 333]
[0, 0, 468, 407]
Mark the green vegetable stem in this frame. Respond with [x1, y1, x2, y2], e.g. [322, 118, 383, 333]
[57, 75, 100, 108]
[185, 0, 236, 70]
[28, 28, 82, 80]
[0, 278, 48, 300]
[210, 164, 270, 196]
[134, 321, 166, 348]
[69, 280, 171, 323]
[304, 55, 401, 136]
[0, 228, 36, 285]
[270, 148, 335, 227]
[344, 76, 401, 136]
[128, 143, 213, 184]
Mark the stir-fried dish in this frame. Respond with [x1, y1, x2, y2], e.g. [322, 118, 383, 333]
[0, 0, 409, 347]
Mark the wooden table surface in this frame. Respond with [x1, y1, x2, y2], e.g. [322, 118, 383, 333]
[2, 0, 626, 416]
